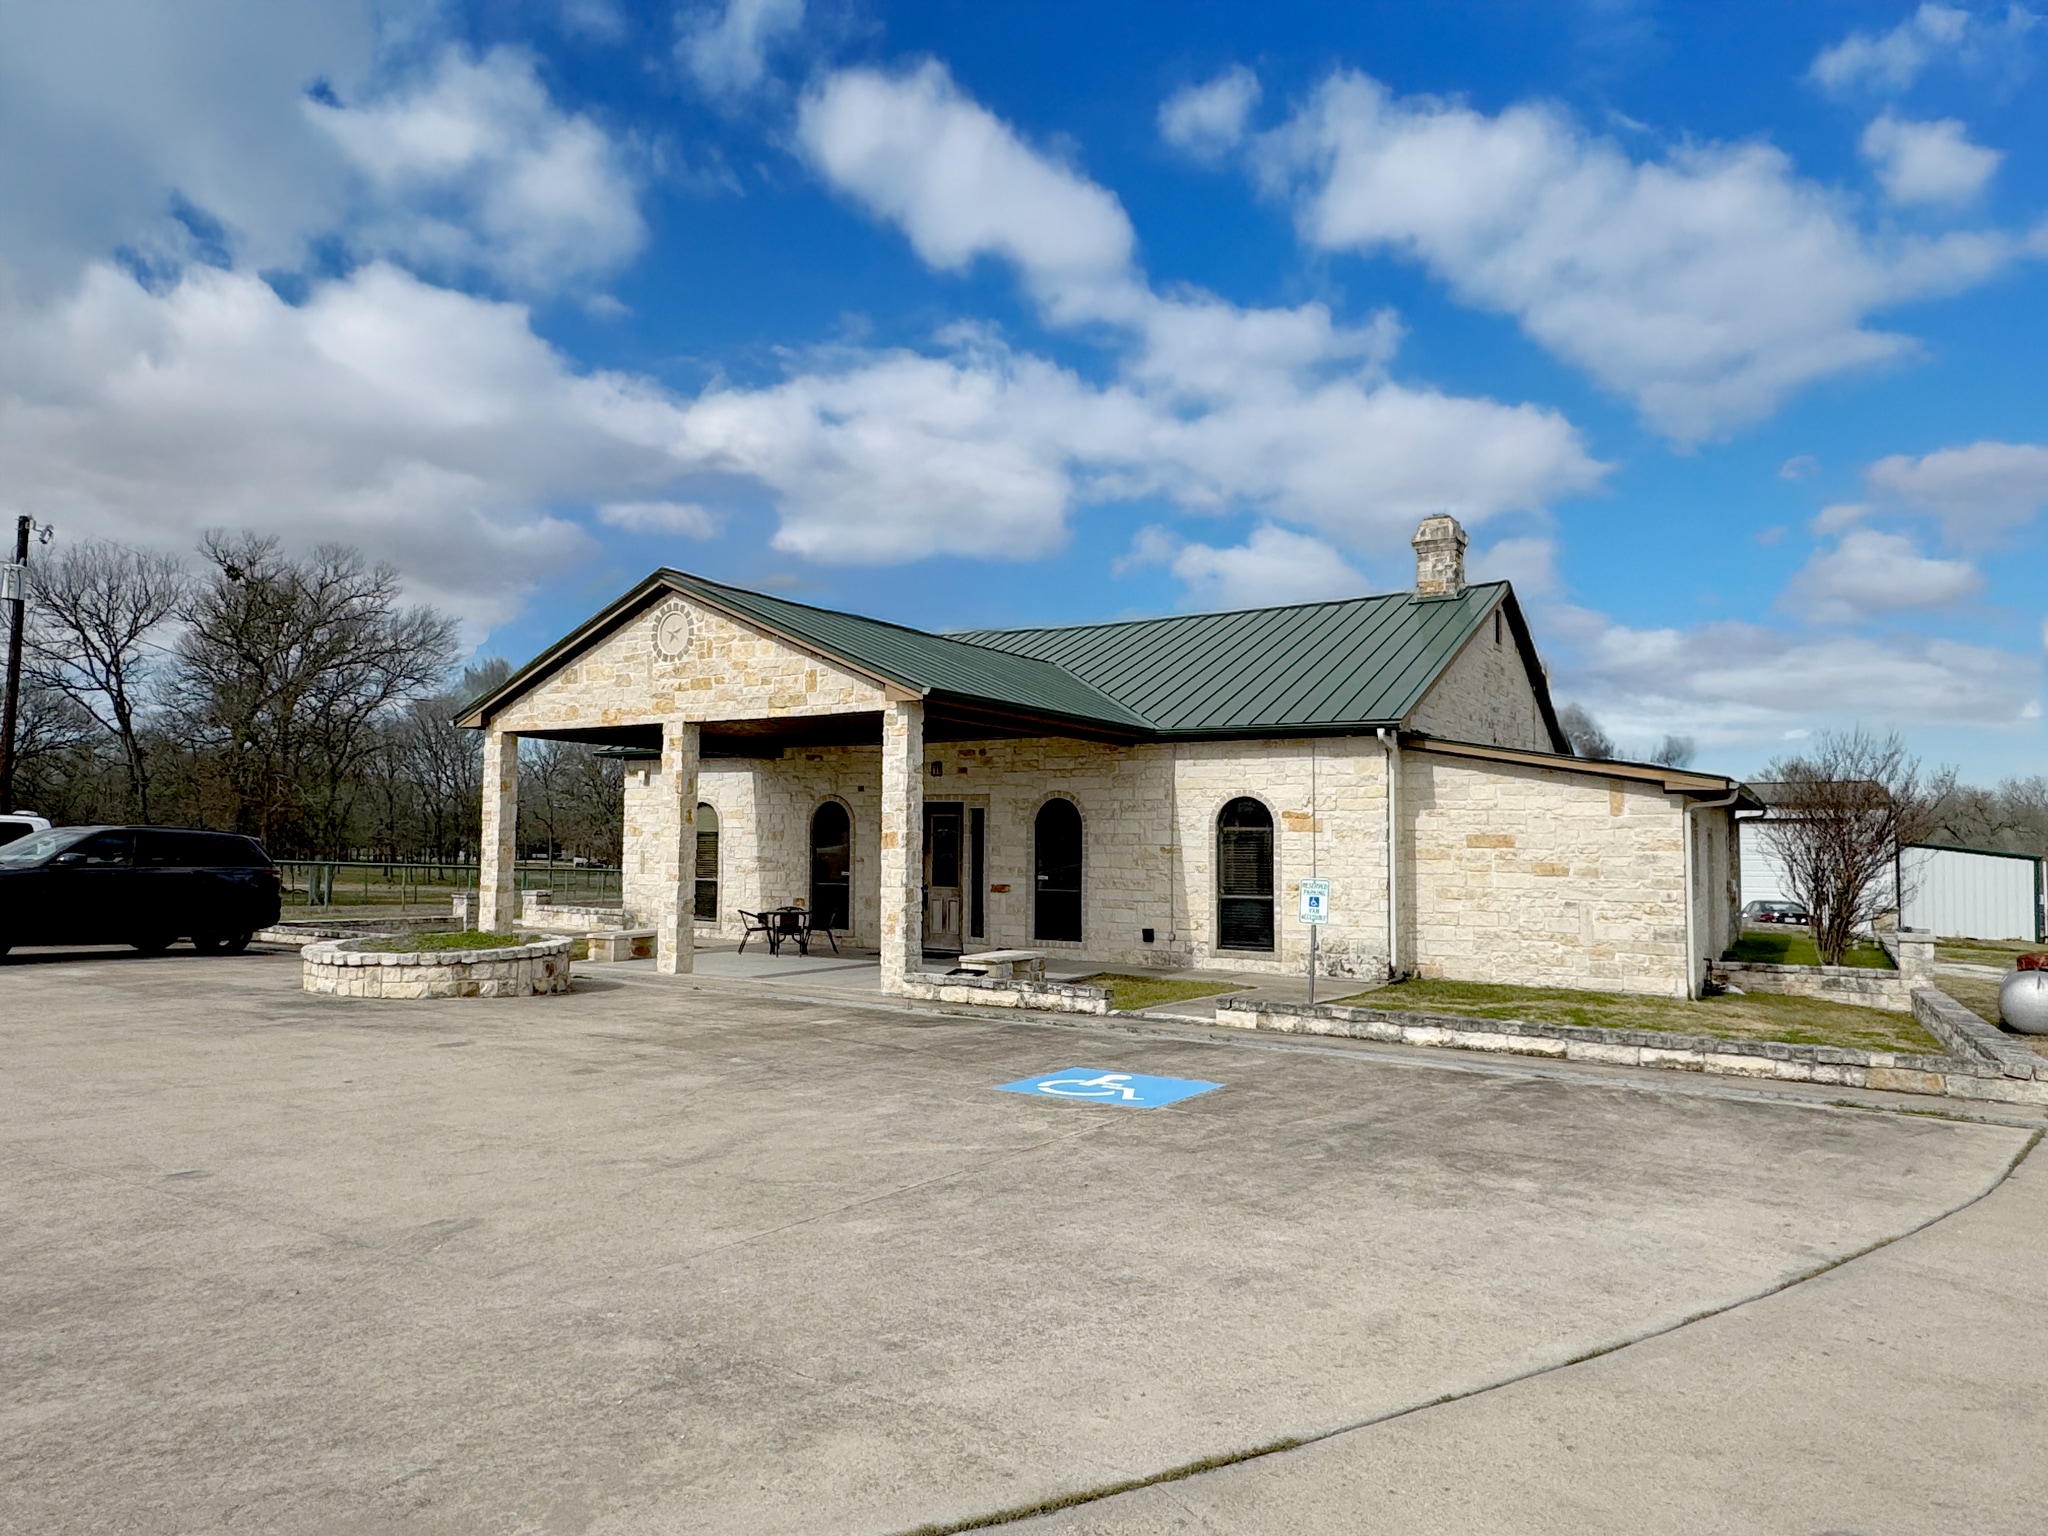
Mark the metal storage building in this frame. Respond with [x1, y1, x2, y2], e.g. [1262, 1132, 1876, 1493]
[1898, 844, 2046, 942]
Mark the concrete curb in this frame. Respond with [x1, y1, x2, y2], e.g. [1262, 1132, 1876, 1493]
[1210, 994, 2048, 1107]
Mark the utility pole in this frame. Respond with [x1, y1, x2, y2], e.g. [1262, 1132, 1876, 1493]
[0, 515, 33, 813]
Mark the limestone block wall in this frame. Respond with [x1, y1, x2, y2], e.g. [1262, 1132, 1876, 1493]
[1402, 753, 1691, 997]
[1167, 738, 1391, 978]
[627, 733, 1397, 979]
[1405, 607, 1553, 751]
[488, 593, 890, 734]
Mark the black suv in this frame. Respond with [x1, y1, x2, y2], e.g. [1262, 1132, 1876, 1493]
[0, 826, 281, 957]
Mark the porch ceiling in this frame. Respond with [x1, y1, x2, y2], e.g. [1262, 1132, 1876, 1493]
[507, 695, 1146, 760]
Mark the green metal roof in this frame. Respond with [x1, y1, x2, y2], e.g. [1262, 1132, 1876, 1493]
[464, 568, 1559, 747]
[955, 584, 1518, 735]
[654, 572, 1153, 731]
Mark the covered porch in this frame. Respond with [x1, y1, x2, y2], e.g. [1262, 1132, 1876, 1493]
[470, 691, 1150, 995]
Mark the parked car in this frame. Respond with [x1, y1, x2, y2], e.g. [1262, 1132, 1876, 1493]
[0, 812, 53, 848]
[1741, 900, 1811, 927]
[0, 826, 281, 956]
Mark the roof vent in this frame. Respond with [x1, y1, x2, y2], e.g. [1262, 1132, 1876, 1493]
[1412, 515, 1468, 597]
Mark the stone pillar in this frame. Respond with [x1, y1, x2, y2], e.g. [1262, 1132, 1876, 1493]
[1411, 514, 1468, 596]
[878, 699, 924, 993]
[478, 728, 518, 932]
[655, 720, 700, 976]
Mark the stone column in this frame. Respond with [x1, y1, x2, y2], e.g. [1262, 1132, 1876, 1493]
[878, 699, 924, 993]
[477, 728, 518, 932]
[655, 719, 700, 976]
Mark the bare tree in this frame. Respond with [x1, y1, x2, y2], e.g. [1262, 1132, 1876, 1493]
[1927, 774, 2048, 857]
[1758, 729, 1955, 964]
[1558, 702, 1613, 760]
[26, 539, 187, 820]
[1650, 734, 1696, 768]
[172, 533, 459, 853]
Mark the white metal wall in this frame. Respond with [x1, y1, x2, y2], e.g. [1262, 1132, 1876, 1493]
[1899, 845, 2045, 941]
[1738, 817, 1902, 918]
[1739, 822, 1794, 906]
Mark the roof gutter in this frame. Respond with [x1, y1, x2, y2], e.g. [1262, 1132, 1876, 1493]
[1378, 727, 1403, 982]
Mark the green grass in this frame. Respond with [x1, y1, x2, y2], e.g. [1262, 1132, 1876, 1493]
[1073, 973, 1250, 1012]
[1329, 977, 1939, 1054]
[350, 930, 532, 953]
[1937, 937, 2045, 967]
[1727, 931, 1893, 969]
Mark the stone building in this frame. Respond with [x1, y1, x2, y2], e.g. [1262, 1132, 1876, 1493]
[459, 516, 1757, 999]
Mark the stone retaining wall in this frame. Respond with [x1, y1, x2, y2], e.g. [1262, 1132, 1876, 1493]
[519, 891, 628, 933]
[302, 937, 572, 999]
[1707, 958, 1913, 1011]
[897, 971, 1110, 1015]
[1912, 985, 2044, 1079]
[1210, 994, 2048, 1107]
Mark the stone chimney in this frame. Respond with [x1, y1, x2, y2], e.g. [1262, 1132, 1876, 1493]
[1412, 514, 1468, 596]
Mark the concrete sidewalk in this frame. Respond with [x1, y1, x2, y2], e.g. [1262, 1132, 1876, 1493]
[0, 948, 2040, 1534]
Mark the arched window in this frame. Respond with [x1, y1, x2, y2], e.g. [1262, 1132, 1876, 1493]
[694, 803, 719, 921]
[810, 802, 851, 931]
[1034, 798, 1083, 942]
[1217, 798, 1274, 951]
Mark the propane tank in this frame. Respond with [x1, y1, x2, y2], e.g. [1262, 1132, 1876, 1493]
[2002, 955, 2048, 1035]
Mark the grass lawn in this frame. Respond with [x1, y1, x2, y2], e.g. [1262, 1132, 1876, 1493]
[1727, 931, 1893, 969]
[1937, 937, 2045, 967]
[1074, 973, 1250, 1012]
[1329, 977, 1939, 1054]
[351, 931, 534, 953]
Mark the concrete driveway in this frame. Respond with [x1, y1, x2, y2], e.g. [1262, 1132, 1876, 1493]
[1, 948, 2041, 1535]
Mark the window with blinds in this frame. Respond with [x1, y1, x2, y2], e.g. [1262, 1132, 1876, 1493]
[1217, 797, 1274, 950]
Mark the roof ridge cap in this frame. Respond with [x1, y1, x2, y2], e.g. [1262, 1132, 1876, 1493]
[953, 582, 1509, 640]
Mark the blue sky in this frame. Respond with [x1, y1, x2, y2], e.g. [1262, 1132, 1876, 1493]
[2, 1, 2044, 780]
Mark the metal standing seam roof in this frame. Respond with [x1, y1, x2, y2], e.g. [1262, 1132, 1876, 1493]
[462, 569, 1533, 742]
[637, 572, 1149, 730]
[954, 583, 1511, 734]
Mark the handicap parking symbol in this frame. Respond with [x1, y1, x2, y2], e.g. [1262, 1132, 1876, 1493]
[995, 1067, 1222, 1108]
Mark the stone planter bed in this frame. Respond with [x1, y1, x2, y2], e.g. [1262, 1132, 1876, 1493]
[899, 971, 1110, 1014]
[1207, 991, 2048, 1108]
[302, 935, 572, 999]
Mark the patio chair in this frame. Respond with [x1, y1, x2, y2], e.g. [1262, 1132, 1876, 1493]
[766, 906, 809, 956]
[736, 909, 772, 954]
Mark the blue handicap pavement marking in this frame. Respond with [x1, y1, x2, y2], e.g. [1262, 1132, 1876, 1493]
[995, 1067, 1223, 1109]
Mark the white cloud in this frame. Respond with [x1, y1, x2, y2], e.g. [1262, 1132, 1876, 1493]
[782, 63, 1605, 559]
[1469, 534, 1559, 597]
[1810, 502, 1871, 533]
[678, 0, 804, 96]
[307, 47, 645, 292]
[0, 0, 378, 293]
[1259, 71, 2025, 439]
[1125, 524, 1369, 609]
[1784, 528, 1984, 622]
[0, 261, 729, 623]
[1866, 440, 2048, 542]
[1545, 603, 2041, 744]
[1809, 3, 2036, 95]
[597, 501, 718, 535]
[1159, 67, 1262, 159]
[798, 62, 1139, 322]
[1860, 113, 2001, 206]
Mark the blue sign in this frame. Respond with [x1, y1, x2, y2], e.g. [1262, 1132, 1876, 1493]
[995, 1067, 1223, 1109]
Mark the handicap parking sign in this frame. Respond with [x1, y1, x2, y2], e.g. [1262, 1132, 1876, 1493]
[995, 1068, 1222, 1108]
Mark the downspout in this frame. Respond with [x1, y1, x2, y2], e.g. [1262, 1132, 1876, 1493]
[1378, 728, 1401, 982]
[1680, 788, 1743, 999]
